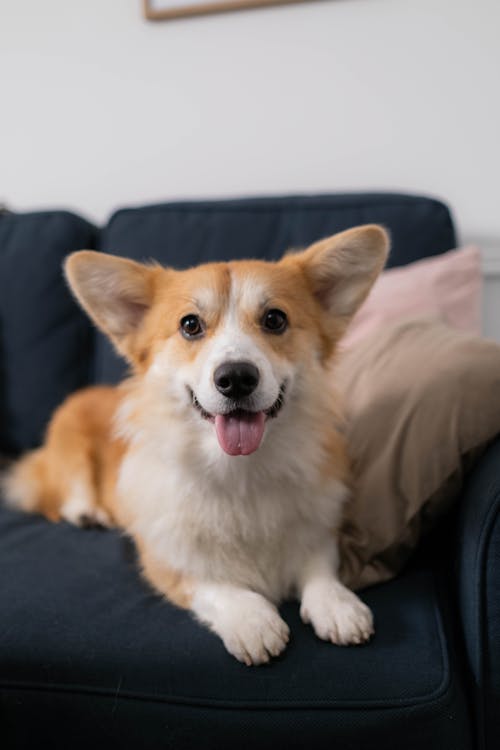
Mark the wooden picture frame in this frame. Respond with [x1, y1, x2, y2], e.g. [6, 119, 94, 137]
[143, 0, 312, 22]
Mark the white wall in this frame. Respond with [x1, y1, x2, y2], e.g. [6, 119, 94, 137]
[1, 0, 499, 335]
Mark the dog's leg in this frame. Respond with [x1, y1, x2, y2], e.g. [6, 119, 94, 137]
[138, 542, 290, 665]
[191, 583, 290, 666]
[52, 442, 112, 528]
[298, 543, 374, 645]
[139, 543, 195, 610]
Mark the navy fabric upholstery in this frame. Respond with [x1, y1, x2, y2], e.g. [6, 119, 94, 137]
[95, 193, 456, 384]
[0, 211, 96, 454]
[102, 193, 455, 268]
[0, 505, 472, 750]
[456, 436, 500, 750]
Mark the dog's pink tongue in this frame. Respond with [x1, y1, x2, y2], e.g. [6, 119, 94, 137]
[214, 412, 266, 456]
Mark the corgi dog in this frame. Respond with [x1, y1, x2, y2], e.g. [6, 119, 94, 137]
[4, 225, 388, 665]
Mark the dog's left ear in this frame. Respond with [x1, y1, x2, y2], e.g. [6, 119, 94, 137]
[298, 225, 389, 321]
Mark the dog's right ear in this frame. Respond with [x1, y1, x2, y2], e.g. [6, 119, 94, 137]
[64, 251, 155, 355]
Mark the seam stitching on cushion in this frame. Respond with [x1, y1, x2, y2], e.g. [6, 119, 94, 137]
[0, 673, 454, 712]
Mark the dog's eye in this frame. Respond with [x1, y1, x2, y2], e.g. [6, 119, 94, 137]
[262, 309, 288, 334]
[180, 314, 204, 339]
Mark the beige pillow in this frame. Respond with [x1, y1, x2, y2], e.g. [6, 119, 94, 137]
[337, 318, 500, 591]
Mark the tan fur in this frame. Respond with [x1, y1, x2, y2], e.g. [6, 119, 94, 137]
[5, 225, 389, 663]
[6, 387, 126, 523]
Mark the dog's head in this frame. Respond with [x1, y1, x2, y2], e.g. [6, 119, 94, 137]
[65, 225, 389, 457]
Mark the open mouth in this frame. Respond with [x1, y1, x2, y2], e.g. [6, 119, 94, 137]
[188, 383, 287, 456]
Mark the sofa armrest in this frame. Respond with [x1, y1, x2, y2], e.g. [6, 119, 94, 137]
[456, 435, 500, 750]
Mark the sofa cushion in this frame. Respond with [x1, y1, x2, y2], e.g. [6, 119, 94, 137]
[0, 504, 472, 750]
[0, 211, 96, 454]
[94, 193, 456, 384]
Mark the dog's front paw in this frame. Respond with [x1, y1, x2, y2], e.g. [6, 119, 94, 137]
[61, 495, 112, 528]
[194, 587, 290, 666]
[219, 592, 290, 666]
[301, 579, 374, 646]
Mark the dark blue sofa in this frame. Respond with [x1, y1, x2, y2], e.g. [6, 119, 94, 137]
[1, 194, 498, 750]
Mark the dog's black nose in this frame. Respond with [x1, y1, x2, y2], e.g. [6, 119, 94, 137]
[214, 361, 260, 400]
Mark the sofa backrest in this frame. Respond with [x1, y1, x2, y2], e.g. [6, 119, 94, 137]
[0, 211, 96, 454]
[0, 194, 456, 453]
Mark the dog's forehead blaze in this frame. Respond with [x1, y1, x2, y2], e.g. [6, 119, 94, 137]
[227, 260, 317, 320]
[223, 260, 329, 363]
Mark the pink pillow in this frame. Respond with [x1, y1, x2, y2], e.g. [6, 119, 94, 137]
[342, 245, 482, 349]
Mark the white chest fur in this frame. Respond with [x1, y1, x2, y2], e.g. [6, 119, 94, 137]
[117, 428, 347, 601]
